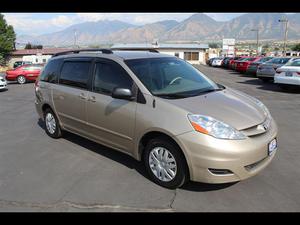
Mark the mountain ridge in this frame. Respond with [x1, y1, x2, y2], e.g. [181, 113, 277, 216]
[16, 13, 300, 46]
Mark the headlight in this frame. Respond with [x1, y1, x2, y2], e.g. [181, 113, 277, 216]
[187, 114, 246, 140]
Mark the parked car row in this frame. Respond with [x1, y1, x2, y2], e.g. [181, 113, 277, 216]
[208, 56, 300, 91]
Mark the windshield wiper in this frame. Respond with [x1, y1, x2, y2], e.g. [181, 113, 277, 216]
[192, 87, 224, 96]
[155, 93, 190, 99]
[155, 87, 225, 99]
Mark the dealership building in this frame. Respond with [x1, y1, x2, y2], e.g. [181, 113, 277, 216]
[111, 43, 209, 64]
[7, 48, 71, 68]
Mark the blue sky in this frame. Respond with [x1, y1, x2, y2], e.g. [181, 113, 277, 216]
[2, 13, 245, 36]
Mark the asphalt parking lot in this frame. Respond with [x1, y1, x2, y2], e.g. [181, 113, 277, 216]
[0, 65, 300, 212]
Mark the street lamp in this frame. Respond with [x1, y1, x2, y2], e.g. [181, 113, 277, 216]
[279, 18, 289, 56]
[251, 29, 259, 56]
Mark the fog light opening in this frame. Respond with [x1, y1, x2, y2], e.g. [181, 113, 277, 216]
[208, 168, 234, 175]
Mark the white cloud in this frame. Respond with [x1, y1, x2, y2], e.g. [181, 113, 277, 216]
[3, 13, 77, 35]
[51, 15, 75, 27]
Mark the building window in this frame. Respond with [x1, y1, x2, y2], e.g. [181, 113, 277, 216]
[174, 52, 179, 57]
[184, 52, 199, 61]
[36, 59, 38, 63]
[43, 59, 47, 63]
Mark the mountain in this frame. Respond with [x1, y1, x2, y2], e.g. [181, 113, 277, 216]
[161, 13, 223, 41]
[16, 13, 300, 46]
[107, 20, 179, 43]
[216, 13, 300, 40]
[18, 20, 136, 46]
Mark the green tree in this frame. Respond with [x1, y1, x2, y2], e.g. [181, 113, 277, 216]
[209, 43, 220, 48]
[291, 43, 300, 51]
[0, 13, 16, 65]
[25, 43, 32, 49]
[25, 43, 43, 49]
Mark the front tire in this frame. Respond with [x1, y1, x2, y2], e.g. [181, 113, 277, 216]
[17, 75, 26, 84]
[44, 108, 62, 139]
[143, 137, 188, 189]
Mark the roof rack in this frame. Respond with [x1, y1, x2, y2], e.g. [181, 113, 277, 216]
[111, 48, 159, 53]
[52, 48, 113, 57]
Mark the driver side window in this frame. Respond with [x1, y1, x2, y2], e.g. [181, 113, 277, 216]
[93, 61, 133, 95]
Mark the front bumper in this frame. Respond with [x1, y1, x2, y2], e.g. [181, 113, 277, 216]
[5, 75, 16, 81]
[0, 83, 7, 89]
[176, 118, 278, 183]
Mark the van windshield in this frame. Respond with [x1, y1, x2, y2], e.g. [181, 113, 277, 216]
[125, 57, 221, 99]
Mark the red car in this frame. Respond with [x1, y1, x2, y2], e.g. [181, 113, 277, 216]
[6, 64, 44, 84]
[229, 56, 248, 70]
[235, 57, 262, 73]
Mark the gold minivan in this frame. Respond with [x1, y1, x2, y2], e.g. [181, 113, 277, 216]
[35, 49, 278, 189]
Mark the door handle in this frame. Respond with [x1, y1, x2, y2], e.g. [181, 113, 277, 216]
[79, 93, 87, 100]
[88, 96, 96, 102]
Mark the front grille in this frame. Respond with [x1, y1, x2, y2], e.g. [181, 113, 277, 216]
[241, 117, 272, 137]
[245, 157, 267, 171]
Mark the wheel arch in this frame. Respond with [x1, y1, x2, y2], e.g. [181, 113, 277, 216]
[42, 103, 53, 115]
[137, 130, 192, 179]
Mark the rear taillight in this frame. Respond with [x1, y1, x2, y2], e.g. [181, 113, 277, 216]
[297, 72, 300, 76]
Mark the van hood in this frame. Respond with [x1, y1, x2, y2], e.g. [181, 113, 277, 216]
[162, 88, 266, 130]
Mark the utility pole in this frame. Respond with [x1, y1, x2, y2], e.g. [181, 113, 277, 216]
[279, 18, 289, 56]
[73, 29, 77, 48]
[251, 29, 259, 56]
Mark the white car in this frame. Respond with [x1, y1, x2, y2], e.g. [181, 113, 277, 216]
[0, 76, 7, 90]
[274, 59, 300, 90]
[211, 58, 223, 67]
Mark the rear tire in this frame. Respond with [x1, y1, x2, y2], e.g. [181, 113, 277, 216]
[17, 75, 26, 84]
[44, 108, 62, 139]
[143, 137, 188, 189]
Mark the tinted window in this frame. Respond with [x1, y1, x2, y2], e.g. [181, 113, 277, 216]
[270, 58, 291, 64]
[59, 61, 90, 89]
[93, 61, 133, 95]
[40, 59, 62, 83]
[259, 57, 273, 62]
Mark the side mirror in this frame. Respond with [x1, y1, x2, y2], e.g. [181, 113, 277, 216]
[111, 88, 135, 101]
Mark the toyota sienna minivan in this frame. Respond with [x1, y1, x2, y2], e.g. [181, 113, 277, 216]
[35, 49, 278, 189]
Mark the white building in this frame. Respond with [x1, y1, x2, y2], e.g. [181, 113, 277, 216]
[8, 48, 71, 68]
[111, 43, 209, 65]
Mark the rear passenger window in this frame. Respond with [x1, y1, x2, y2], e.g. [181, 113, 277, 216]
[40, 59, 61, 83]
[93, 61, 133, 95]
[59, 61, 90, 89]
